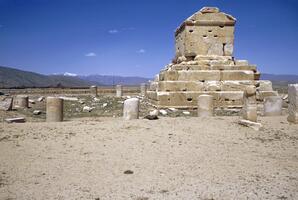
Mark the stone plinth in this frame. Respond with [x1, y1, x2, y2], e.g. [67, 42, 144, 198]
[123, 98, 139, 120]
[15, 95, 29, 108]
[46, 97, 63, 122]
[197, 95, 213, 117]
[288, 84, 298, 123]
[116, 85, 123, 97]
[264, 96, 282, 116]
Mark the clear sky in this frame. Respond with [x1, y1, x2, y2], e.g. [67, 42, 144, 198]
[0, 0, 297, 77]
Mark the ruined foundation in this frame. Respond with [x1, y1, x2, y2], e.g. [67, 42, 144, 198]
[147, 7, 277, 109]
[46, 97, 64, 122]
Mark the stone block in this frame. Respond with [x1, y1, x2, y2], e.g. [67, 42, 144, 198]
[158, 81, 204, 92]
[204, 81, 221, 91]
[220, 70, 255, 80]
[123, 98, 139, 120]
[0, 97, 13, 111]
[287, 84, 298, 123]
[15, 95, 29, 108]
[235, 60, 249, 66]
[163, 71, 179, 81]
[264, 96, 282, 116]
[197, 95, 213, 117]
[221, 81, 254, 91]
[178, 70, 221, 81]
[256, 80, 273, 91]
[257, 91, 278, 101]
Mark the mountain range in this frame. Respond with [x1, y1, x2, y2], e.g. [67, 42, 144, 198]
[0, 66, 151, 88]
[0, 66, 297, 88]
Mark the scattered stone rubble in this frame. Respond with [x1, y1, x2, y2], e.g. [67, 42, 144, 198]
[147, 7, 277, 109]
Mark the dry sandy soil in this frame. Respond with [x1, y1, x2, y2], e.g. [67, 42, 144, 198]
[0, 115, 297, 200]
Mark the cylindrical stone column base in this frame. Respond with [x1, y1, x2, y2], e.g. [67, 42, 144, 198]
[15, 95, 29, 108]
[90, 85, 98, 97]
[140, 83, 147, 96]
[46, 97, 64, 122]
[116, 85, 123, 97]
[123, 98, 139, 120]
[264, 96, 282, 116]
[197, 95, 213, 117]
[242, 104, 257, 122]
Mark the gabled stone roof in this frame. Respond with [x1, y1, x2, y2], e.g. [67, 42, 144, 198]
[175, 7, 236, 36]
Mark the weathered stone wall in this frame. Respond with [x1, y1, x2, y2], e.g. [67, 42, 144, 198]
[175, 7, 235, 58]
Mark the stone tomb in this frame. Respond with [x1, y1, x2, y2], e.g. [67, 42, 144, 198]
[147, 7, 277, 108]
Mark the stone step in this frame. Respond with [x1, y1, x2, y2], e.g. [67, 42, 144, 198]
[157, 80, 256, 92]
[160, 70, 256, 81]
[171, 64, 257, 71]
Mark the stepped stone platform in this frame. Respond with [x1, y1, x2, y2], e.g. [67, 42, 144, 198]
[147, 7, 277, 108]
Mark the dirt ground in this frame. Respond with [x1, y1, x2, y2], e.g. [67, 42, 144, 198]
[0, 115, 297, 200]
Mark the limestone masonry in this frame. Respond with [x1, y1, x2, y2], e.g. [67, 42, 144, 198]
[147, 7, 277, 108]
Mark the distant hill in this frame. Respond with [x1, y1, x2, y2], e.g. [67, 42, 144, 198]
[261, 73, 298, 83]
[0, 66, 94, 88]
[79, 75, 151, 86]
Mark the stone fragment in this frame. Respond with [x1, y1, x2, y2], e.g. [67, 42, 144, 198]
[38, 96, 45, 102]
[140, 83, 147, 96]
[59, 97, 78, 101]
[238, 119, 263, 131]
[235, 60, 249, 66]
[46, 97, 63, 122]
[287, 84, 298, 123]
[264, 96, 282, 116]
[159, 109, 168, 115]
[0, 97, 13, 111]
[168, 108, 177, 112]
[83, 106, 93, 112]
[33, 110, 42, 115]
[5, 117, 26, 123]
[177, 56, 187, 63]
[15, 95, 29, 108]
[102, 103, 108, 108]
[90, 85, 98, 97]
[116, 85, 123, 97]
[29, 99, 35, 104]
[149, 109, 159, 116]
[123, 98, 139, 120]
[145, 109, 159, 120]
[183, 111, 190, 115]
[197, 95, 213, 117]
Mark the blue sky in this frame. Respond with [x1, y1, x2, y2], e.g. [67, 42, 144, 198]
[0, 0, 297, 77]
